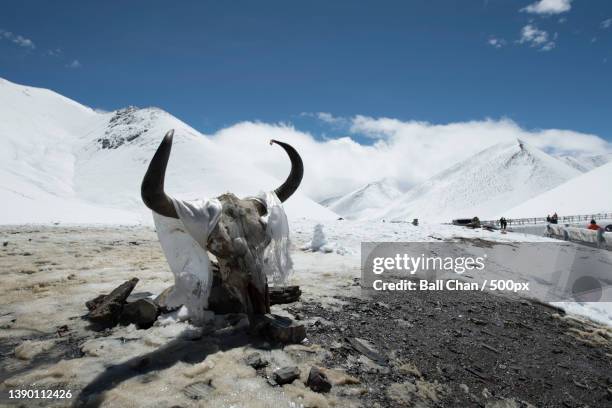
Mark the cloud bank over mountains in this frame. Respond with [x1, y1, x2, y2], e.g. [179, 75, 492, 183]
[210, 114, 611, 201]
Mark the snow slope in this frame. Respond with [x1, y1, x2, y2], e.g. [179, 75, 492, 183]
[323, 178, 402, 219]
[505, 161, 612, 218]
[380, 140, 580, 222]
[0, 78, 337, 224]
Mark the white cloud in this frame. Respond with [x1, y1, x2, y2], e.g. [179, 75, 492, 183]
[46, 48, 62, 57]
[208, 118, 611, 200]
[601, 18, 612, 29]
[521, 0, 572, 15]
[66, 59, 82, 69]
[518, 24, 556, 51]
[316, 112, 341, 124]
[0, 29, 35, 49]
[488, 37, 507, 48]
[301, 112, 349, 127]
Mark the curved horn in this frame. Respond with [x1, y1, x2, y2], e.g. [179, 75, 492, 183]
[141, 130, 178, 218]
[270, 139, 303, 203]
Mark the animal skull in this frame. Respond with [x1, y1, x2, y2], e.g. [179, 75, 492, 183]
[141, 130, 303, 315]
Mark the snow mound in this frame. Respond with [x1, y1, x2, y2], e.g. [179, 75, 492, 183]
[324, 178, 402, 220]
[0, 77, 337, 224]
[302, 223, 350, 254]
[380, 140, 580, 223]
[505, 161, 612, 218]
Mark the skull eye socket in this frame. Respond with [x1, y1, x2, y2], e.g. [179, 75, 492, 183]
[251, 199, 268, 217]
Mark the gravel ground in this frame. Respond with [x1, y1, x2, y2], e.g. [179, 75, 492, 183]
[288, 281, 612, 408]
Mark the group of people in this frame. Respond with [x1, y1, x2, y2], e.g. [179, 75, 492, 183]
[497, 213, 605, 232]
[547, 212, 603, 231]
[546, 213, 559, 224]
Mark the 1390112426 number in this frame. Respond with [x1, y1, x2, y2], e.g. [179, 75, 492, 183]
[8, 389, 73, 399]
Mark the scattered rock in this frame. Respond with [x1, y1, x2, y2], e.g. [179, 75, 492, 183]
[86, 278, 139, 325]
[245, 352, 269, 369]
[3, 241, 8, 247]
[269, 285, 302, 305]
[346, 337, 388, 365]
[273, 366, 300, 385]
[121, 298, 160, 329]
[306, 367, 332, 393]
[183, 381, 214, 400]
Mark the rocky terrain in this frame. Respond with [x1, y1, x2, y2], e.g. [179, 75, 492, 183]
[0, 225, 611, 407]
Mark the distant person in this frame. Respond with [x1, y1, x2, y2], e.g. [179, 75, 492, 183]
[588, 220, 601, 231]
[499, 217, 507, 231]
[546, 215, 551, 223]
[551, 213, 558, 224]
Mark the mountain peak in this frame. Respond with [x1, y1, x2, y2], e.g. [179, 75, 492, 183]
[325, 178, 402, 219]
[380, 140, 580, 222]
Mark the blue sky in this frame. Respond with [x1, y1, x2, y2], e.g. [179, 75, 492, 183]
[1, 0, 611, 141]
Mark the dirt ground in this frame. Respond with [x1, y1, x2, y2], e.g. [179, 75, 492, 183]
[0, 226, 610, 408]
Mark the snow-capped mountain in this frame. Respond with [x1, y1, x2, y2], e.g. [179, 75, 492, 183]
[0, 78, 337, 224]
[505, 161, 612, 218]
[379, 140, 581, 223]
[557, 153, 612, 173]
[323, 178, 402, 219]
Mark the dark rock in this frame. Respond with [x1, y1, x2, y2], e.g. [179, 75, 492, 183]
[269, 286, 302, 305]
[252, 314, 306, 344]
[2, 241, 7, 247]
[245, 352, 269, 369]
[273, 366, 300, 385]
[121, 298, 160, 329]
[306, 367, 332, 393]
[87, 278, 139, 325]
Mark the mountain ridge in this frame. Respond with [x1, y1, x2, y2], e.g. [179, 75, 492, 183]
[0, 77, 337, 224]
